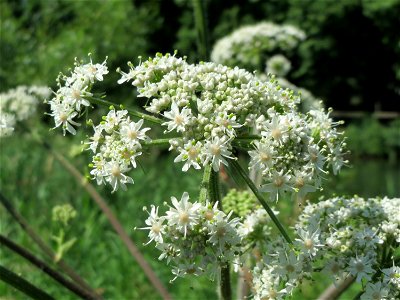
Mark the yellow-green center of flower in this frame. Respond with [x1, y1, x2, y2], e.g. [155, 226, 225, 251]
[304, 239, 314, 249]
[260, 152, 270, 162]
[271, 128, 282, 140]
[355, 262, 364, 272]
[72, 89, 81, 100]
[188, 148, 199, 159]
[274, 177, 284, 187]
[128, 130, 138, 140]
[179, 212, 189, 224]
[211, 145, 221, 156]
[204, 210, 214, 221]
[111, 165, 121, 177]
[174, 115, 184, 125]
[286, 264, 295, 273]
[295, 177, 305, 188]
[151, 224, 161, 234]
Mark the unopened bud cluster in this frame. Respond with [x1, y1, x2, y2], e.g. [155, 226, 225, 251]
[211, 22, 305, 70]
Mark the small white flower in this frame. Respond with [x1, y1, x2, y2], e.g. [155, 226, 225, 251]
[140, 205, 165, 244]
[120, 119, 151, 146]
[273, 251, 302, 280]
[174, 140, 203, 172]
[104, 109, 128, 133]
[295, 227, 323, 257]
[104, 160, 133, 192]
[50, 102, 80, 135]
[382, 265, 400, 288]
[163, 102, 192, 133]
[202, 136, 233, 172]
[348, 254, 375, 283]
[248, 140, 275, 173]
[75, 57, 109, 83]
[260, 170, 292, 201]
[166, 192, 201, 237]
[360, 281, 389, 300]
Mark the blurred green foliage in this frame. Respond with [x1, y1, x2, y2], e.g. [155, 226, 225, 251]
[0, 0, 162, 98]
[345, 118, 400, 160]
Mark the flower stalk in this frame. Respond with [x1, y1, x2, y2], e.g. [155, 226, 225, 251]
[209, 169, 232, 300]
[229, 159, 293, 244]
[87, 96, 163, 125]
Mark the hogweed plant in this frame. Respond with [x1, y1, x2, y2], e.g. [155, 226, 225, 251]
[43, 53, 397, 299]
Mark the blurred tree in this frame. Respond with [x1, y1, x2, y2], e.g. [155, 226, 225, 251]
[0, 0, 162, 100]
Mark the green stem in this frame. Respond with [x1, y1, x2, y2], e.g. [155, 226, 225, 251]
[143, 138, 180, 147]
[229, 159, 293, 244]
[0, 265, 55, 300]
[192, 0, 210, 61]
[209, 170, 232, 300]
[199, 165, 212, 203]
[87, 96, 163, 125]
[220, 264, 232, 300]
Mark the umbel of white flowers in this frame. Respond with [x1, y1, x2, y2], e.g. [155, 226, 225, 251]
[211, 22, 306, 70]
[250, 196, 400, 300]
[140, 192, 242, 282]
[141, 193, 399, 299]
[0, 85, 51, 137]
[47, 53, 346, 201]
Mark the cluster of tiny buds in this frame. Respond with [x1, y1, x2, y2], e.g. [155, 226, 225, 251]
[211, 22, 306, 70]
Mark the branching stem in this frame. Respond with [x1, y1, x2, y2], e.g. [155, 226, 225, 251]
[87, 96, 163, 125]
[229, 159, 293, 244]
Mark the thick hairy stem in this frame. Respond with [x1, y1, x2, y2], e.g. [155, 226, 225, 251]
[87, 96, 163, 124]
[0, 265, 54, 300]
[0, 192, 102, 300]
[192, 0, 210, 61]
[0, 235, 96, 299]
[209, 170, 232, 300]
[229, 159, 293, 244]
[317, 276, 355, 300]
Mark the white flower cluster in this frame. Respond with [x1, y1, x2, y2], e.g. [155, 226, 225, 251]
[265, 54, 292, 77]
[141, 192, 242, 281]
[88, 109, 150, 192]
[276, 77, 322, 112]
[212, 22, 322, 113]
[47, 56, 108, 135]
[117, 53, 345, 199]
[252, 196, 400, 300]
[211, 22, 305, 70]
[0, 85, 51, 137]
